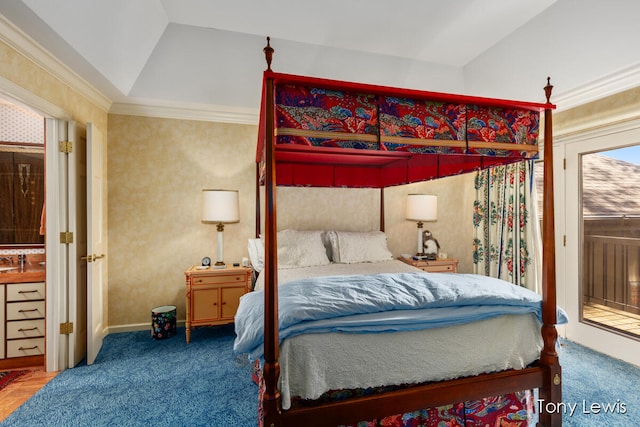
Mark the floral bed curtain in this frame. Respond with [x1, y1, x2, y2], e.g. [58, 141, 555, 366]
[473, 160, 540, 290]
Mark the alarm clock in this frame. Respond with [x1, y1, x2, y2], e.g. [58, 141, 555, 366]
[201, 256, 211, 267]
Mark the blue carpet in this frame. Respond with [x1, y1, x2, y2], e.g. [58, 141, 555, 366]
[1, 325, 256, 427]
[558, 339, 640, 426]
[2, 327, 639, 426]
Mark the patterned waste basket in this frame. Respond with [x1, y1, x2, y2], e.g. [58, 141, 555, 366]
[151, 305, 176, 340]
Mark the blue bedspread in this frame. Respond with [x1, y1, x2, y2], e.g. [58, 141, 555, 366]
[233, 272, 568, 360]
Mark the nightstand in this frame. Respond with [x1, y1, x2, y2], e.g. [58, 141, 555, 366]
[398, 257, 458, 273]
[184, 265, 252, 343]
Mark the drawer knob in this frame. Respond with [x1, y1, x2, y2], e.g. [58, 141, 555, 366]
[19, 290, 40, 294]
[18, 326, 39, 332]
[19, 308, 40, 313]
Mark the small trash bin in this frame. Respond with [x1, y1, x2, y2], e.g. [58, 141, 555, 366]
[151, 305, 176, 340]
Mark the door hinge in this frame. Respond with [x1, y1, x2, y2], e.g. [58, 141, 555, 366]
[59, 140, 72, 153]
[60, 322, 74, 334]
[563, 158, 566, 170]
[564, 235, 567, 246]
[60, 232, 74, 244]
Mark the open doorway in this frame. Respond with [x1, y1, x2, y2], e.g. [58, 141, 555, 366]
[563, 126, 640, 367]
[0, 82, 90, 372]
[0, 98, 46, 370]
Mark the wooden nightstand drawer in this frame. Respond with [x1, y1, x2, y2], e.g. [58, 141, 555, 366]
[398, 257, 458, 273]
[420, 263, 455, 273]
[7, 282, 45, 301]
[193, 273, 246, 285]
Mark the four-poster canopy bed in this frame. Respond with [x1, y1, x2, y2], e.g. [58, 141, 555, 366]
[237, 38, 563, 427]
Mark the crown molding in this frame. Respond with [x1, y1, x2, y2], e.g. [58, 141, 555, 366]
[553, 62, 640, 112]
[0, 12, 112, 113]
[109, 101, 259, 125]
[0, 74, 69, 119]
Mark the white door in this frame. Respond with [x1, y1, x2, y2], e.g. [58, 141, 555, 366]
[45, 118, 72, 371]
[563, 122, 640, 367]
[45, 119, 87, 370]
[85, 123, 106, 365]
[68, 123, 87, 368]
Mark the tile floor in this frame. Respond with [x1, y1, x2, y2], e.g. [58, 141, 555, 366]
[582, 302, 640, 337]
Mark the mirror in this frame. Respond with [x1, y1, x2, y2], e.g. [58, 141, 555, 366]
[0, 147, 45, 244]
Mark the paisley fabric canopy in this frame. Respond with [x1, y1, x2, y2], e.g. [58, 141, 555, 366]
[258, 72, 550, 188]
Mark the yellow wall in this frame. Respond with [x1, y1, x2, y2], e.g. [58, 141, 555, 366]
[107, 114, 476, 328]
[107, 115, 257, 327]
[555, 86, 640, 133]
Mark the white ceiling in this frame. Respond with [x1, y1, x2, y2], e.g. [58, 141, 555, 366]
[2, 0, 640, 120]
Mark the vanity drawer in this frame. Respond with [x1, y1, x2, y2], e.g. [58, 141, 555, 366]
[6, 300, 45, 320]
[193, 273, 247, 285]
[7, 282, 45, 301]
[7, 338, 45, 357]
[7, 319, 45, 339]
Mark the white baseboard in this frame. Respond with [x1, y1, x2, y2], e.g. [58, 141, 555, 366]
[108, 319, 186, 335]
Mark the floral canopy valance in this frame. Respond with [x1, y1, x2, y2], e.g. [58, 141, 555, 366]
[258, 72, 550, 188]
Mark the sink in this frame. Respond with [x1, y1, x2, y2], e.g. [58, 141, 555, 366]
[0, 266, 18, 272]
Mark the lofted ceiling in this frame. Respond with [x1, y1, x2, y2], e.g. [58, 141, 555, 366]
[2, 0, 640, 122]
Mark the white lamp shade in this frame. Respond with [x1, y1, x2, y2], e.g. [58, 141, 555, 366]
[406, 194, 437, 221]
[202, 189, 239, 223]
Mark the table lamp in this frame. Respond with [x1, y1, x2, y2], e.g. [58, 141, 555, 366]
[406, 194, 437, 257]
[202, 189, 239, 268]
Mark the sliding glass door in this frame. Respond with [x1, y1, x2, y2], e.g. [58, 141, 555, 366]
[580, 147, 640, 338]
[564, 125, 640, 367]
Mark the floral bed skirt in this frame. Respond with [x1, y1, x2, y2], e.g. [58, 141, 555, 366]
[253, 361, 534, 427]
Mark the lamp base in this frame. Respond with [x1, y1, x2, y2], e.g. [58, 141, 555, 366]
[213, 262, 226, 269]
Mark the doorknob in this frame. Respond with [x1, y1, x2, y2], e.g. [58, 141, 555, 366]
[94, 254, 105, 260]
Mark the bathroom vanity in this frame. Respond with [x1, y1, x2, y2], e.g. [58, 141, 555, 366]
[0, 258, 46, 369]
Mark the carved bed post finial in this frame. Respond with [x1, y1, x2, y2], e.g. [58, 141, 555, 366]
[264, 36, 274, 71]
[544, 77, 553, 103]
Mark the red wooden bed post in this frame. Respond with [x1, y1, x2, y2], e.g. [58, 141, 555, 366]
[256, 162, 261, 237]
[379, 188, 385, 232]
[262, 37, 283, 427]
[538, 78, 562, 427]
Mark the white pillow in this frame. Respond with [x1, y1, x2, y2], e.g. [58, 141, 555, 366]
[327, 230, 393, 264]
[247, 238, 264, 272]
[277, 229, 331, 269]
